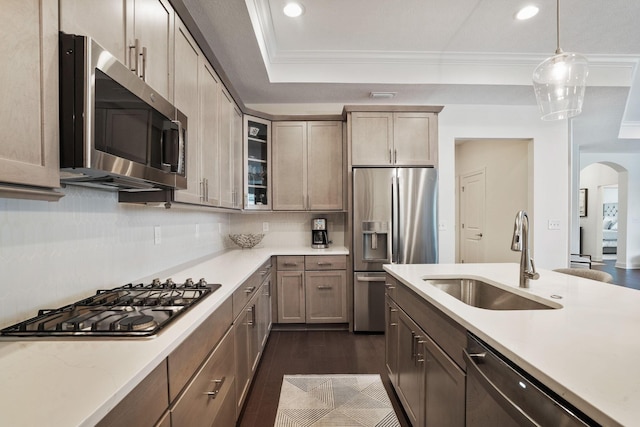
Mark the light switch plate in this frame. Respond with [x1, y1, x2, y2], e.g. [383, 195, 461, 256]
[263, 222, 269, 232]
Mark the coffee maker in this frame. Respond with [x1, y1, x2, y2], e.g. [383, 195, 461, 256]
[311, 218, 329, 249]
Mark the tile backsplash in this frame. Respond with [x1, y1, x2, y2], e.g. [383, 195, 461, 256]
[0, 186, 347, 328]
[0, 186, 230, 328]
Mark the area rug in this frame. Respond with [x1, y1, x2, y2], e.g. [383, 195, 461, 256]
[274, 374, 400, 427]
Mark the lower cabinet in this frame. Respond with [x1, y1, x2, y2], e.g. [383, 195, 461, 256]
[170, 328, 236, 426]
[385, 275, 466, 427]
[97, 260, 274, 427]
[276, 255, 347, 324]
[234, 259, 273, 415]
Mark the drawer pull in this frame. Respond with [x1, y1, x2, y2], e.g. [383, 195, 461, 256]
[385, 284, 396, 289]
[204, 376, 226, 399]
[317, 262, 333, 266]
[317, 285, 333, 290]
[283, 262, 299, 267]
[244, 286, 256, 294]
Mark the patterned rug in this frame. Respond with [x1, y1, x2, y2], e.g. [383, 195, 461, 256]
[274, 374, 400, 427]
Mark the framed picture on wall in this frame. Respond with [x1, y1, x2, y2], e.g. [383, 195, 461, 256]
[579, 188, 588, 217]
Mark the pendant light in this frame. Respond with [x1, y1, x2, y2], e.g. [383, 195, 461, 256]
[532, 0, 588, 120]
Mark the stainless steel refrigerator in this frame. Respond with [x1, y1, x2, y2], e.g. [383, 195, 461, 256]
[352, 167, 438, 332]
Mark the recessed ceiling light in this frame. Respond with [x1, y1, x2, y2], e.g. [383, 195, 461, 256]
[516, 5, 539, 20]
[283, 2, 304, 18]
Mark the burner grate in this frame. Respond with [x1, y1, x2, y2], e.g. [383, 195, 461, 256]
[1, 279, 221, 337]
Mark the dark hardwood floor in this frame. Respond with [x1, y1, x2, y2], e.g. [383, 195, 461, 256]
[237, 330, 411, 427]
[592, 259, 640, 290]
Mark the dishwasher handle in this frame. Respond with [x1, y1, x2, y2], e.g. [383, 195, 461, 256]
[463, 349, 538, 427]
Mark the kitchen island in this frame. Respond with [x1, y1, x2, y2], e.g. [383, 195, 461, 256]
[0, 246, 347, 427]
[384, 263, 640, 427]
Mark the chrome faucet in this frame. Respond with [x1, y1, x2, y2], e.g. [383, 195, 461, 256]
[511, 210, 539, 288]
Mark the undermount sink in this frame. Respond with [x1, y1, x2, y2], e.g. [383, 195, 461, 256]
[423, 278, 560, 310]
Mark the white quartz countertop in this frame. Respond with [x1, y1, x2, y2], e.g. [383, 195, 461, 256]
[384, 263, 640, 427]
[0, 246, 348, 427]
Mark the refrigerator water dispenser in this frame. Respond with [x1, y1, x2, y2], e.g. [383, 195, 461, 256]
[362, 221, 389, 262]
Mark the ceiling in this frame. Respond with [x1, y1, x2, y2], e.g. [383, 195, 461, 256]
[174, 0, 640, 154]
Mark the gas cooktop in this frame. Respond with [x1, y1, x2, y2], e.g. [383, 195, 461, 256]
[0, 278, 221, 337]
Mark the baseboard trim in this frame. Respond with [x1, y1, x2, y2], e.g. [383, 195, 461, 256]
[272, 323, 349, 332]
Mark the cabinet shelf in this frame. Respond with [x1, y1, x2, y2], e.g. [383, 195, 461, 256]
[248, 157, 267, 163]
[248, 137, 267, 143]
[248, 184, 267, 189]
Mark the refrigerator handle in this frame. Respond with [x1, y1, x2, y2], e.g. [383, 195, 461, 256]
[391, 175, 399, 263]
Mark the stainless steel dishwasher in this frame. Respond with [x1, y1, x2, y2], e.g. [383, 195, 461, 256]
[464, 333, 599, 426]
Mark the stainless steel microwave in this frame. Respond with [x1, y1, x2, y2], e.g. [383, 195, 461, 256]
[59, 32, 187, 191]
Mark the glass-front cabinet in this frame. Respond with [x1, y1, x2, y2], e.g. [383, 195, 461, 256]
[244, 116, 271, 210]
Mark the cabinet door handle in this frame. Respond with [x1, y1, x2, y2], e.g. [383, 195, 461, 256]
[389, 149, 392, 164]
[128, 39, 140, 74]
[394, 149, 397, 164]
[204, 376, 226, 399]
[317, 285, 333, 290]
[247, 305, 255, 326]
[244, 286, 256, 294]
[410, 331, 416, 359]
[140, 46, 147, 81]
[416, 339, 426, 363]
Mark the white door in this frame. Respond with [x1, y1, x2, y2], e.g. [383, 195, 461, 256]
[460, 170, 486, 263]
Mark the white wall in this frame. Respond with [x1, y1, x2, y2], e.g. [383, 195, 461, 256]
[456, 139, 529, 263]
[581, 152, 640, 269]
[0, 186, 231, 328]
[439, 105, 569, 269]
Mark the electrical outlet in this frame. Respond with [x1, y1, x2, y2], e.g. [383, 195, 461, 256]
[548, 219, 561, 230]
[154, 226, 161, 244]
[195, 223, 200, 238]
[263, 222, 269, 232]
[438, 221, 446, 231]
[218, 223, 223, 233]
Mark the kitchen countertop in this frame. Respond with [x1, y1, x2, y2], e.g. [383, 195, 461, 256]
[384, 262, 640, 427]
[0, 246, 348, 427]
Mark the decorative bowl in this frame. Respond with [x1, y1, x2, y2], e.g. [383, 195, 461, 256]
[229, 233, 264, 249]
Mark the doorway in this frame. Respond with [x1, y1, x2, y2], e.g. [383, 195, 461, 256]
[579, 163, 622, 263]
[455, 138, 531, 263]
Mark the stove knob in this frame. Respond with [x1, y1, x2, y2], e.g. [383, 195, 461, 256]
[198, 278, 208, 287]
[152, 278, 162, 287]
[164, 278, 175, 288]
[184, 278, 195, 287]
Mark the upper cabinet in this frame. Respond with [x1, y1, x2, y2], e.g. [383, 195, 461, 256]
[219, 88, 243, 209]
[350, 110, 440, 167]
[272, 121, 343, 211]
[173, 17, 220, 206]
[60, 0, 174, 101]
[0, 0, 62, 201]
[244, 116, 272, 210]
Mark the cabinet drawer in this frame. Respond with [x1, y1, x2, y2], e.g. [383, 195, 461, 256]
[277, 255, 305, 271]
[385, 274, 399, 301]
[97, 360, 169, 427]
[233, 259, 271, 319]
[305, 255, 346, 270]
[168, 298, 233, 401]
[171, 328, 236, 427]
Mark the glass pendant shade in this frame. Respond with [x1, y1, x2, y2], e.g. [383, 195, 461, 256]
[533, 52, 588, 120]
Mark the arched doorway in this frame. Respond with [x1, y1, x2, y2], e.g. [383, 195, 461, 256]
[579, 162, 627, 265]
